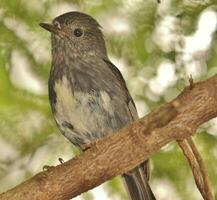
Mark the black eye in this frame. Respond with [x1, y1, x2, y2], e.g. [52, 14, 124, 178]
[73, 28, 83, 37]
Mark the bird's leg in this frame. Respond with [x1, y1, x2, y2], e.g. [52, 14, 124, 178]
[80, 143, 91, 151]
[80, 139, 102, 152]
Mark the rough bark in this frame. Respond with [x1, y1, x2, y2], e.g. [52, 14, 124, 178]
[1, 74, 217, 200]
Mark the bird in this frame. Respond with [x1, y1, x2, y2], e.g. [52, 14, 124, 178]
[40, 11, 156, 200]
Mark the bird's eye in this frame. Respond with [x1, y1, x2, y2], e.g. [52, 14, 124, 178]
[73, 28, 83, 37]
[53, 21, 61, 29]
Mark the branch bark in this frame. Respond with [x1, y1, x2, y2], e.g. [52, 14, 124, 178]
[178, 139, 206, 198]
[187, 138, 213, 200]
[1, 74, 217, 200]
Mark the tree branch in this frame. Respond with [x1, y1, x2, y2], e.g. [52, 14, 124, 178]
[178, 139, 206, 198]
[187, 138, 213, 200]
[1, 74, 217, 200]
[176, 75, 214, 200]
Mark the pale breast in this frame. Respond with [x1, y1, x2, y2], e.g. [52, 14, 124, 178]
[53, 75, 118, 146]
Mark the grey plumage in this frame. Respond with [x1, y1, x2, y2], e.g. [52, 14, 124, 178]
[40, 11, 156, 200]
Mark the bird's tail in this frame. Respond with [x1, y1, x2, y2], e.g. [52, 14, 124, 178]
[123, 160, 156, 200]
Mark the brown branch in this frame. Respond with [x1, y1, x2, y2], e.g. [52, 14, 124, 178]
[1, 74, 217, 200]
[187, 138, 214, 200]
[178, 139, 206, 198]
[178, 137, 214, 200]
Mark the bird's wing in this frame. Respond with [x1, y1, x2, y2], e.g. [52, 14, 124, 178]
[103, 58, 139, 121]
[103, 59, 155, 200]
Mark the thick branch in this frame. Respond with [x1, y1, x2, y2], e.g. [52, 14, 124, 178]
[1, 75, 217, 200]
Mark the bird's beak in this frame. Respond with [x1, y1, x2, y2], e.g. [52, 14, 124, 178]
[39, 23, 60, 35]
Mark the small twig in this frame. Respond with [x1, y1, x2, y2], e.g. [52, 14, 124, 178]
[58, 158, 64, 164]
[189, 74, 194, 90]
[187, 138, 214, 200]
[178, 138, 214, 200]
[177, 139, 205, 198]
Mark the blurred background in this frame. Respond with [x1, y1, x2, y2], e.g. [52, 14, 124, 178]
[0, 0, 217, 199]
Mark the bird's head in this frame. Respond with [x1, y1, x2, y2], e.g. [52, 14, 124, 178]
[40, 11, 107, 58]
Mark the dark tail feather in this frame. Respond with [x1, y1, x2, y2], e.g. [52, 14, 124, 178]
[123, 160, 156, 200]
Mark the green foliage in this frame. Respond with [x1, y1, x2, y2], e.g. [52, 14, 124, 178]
[0, 0, 217, 199]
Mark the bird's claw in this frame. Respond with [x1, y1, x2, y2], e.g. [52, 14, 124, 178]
[80, 143, 91, 151]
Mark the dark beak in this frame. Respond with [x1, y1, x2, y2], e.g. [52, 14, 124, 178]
[39, 23, 59, 34]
